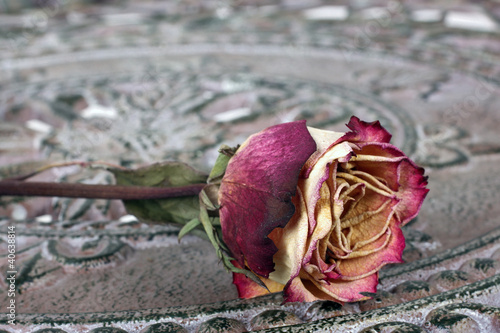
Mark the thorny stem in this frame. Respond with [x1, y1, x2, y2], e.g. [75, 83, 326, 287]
[0, 180, 205, 200]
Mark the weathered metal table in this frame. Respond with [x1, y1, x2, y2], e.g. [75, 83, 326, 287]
[1, 1, 500, 332]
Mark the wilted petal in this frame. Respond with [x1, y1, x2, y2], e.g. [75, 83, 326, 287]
[348, 143, 406, 192]
[301, 142, 353, 236]
[233, 270, 284, 299]
[284, 272, 378, 303]
[349, 144, 429, 225]
[222, 117, 428, 304]
[310, 272, 379, 303]
[284, 276, 330, 303]
[268, 187, 309, 285]
[341, 116, 392, 144]
[219, 121, 316, 277]
[302, 127, 345, 178]
[341, 195, 399, 247]
[334, 220, 405, 279]
[395, 159, 429, 225]
[305, 180, 335, 257]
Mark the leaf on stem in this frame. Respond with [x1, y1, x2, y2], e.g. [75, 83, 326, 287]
[110, 162, 207, 225]
[178, 218, 202, 241]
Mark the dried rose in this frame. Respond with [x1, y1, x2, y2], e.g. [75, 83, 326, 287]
[218, 117, 428, 303]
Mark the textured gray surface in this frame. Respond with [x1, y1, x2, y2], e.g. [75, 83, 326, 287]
[1, 0, 500, 332]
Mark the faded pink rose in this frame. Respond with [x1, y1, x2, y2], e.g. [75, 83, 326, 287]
[218, 117, 428, 303]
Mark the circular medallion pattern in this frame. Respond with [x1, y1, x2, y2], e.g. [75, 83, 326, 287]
[1, 0, 500, 332]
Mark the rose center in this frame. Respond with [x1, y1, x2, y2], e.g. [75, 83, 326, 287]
[324, 161, 396, 263]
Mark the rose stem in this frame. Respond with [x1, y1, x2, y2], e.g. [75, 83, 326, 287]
[0, 181, 205, 200]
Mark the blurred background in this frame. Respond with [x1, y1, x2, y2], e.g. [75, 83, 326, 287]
[1, 0, 500, 326]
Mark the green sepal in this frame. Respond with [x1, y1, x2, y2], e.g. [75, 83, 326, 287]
[207, 144, 238, 184]
[200, 183, 219, 210]
[198, 197, 220, 249]
[211, 217, 221, 226]
[178, 218, 201, 241]
[110, 162, 207, 225]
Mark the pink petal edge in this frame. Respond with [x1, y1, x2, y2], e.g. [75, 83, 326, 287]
[219, 120, 317, 277]
[341, 116, 392, 144]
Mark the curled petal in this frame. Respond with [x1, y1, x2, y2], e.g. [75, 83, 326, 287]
[219, 121, 316, 277]
[284, 272, 378, 303]
[302, 143, 353, 235]
[334, 219, 405, 280]
[268, 187, 309, 285]
[223, 117, 428, 304]
[395, 159, 429, 225]
[340, 195, 398, 248]
[343, 143, 429, 225]
[302, 127, 346, 178]
[284, 276, 327, 303]
[233, 268, 284, 299]
[341, 116, 392, 144]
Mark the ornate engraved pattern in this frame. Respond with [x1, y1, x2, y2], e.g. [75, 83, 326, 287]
[1, 224, 499, 331]
[1, 0, 500, 332]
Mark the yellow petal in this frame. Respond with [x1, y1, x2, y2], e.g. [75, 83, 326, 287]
[269, 187, 309, 285]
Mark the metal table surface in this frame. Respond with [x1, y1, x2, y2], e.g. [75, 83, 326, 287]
[1, 1, 500, 332]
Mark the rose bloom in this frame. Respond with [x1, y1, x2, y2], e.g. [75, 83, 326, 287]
[218, 117, 428, 303]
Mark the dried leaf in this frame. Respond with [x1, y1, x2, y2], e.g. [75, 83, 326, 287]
[207, 144, 236, 183]
[111, 162, 207, 225]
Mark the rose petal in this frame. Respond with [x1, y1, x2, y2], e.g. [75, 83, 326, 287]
[310, 272, 379, 302]
[284, 272, 378, 303]
[219, 120, 316, 277]
[283, 276, 331, 303]
[225, 118, 428, 304]
[334, 220, 405, 279]
[348, 143, 406, 191]
[268, 187, 309, 285]
[346, 143, 428, 225]
[300, 143, 353, 262]
[341, 194, 399, 247]
[307, 180, 335, 254]
[395, 159, 429, 225]
[302, 127, 345, 178]
[341, 116, 392, 144]
[233, 271, 285, 299]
